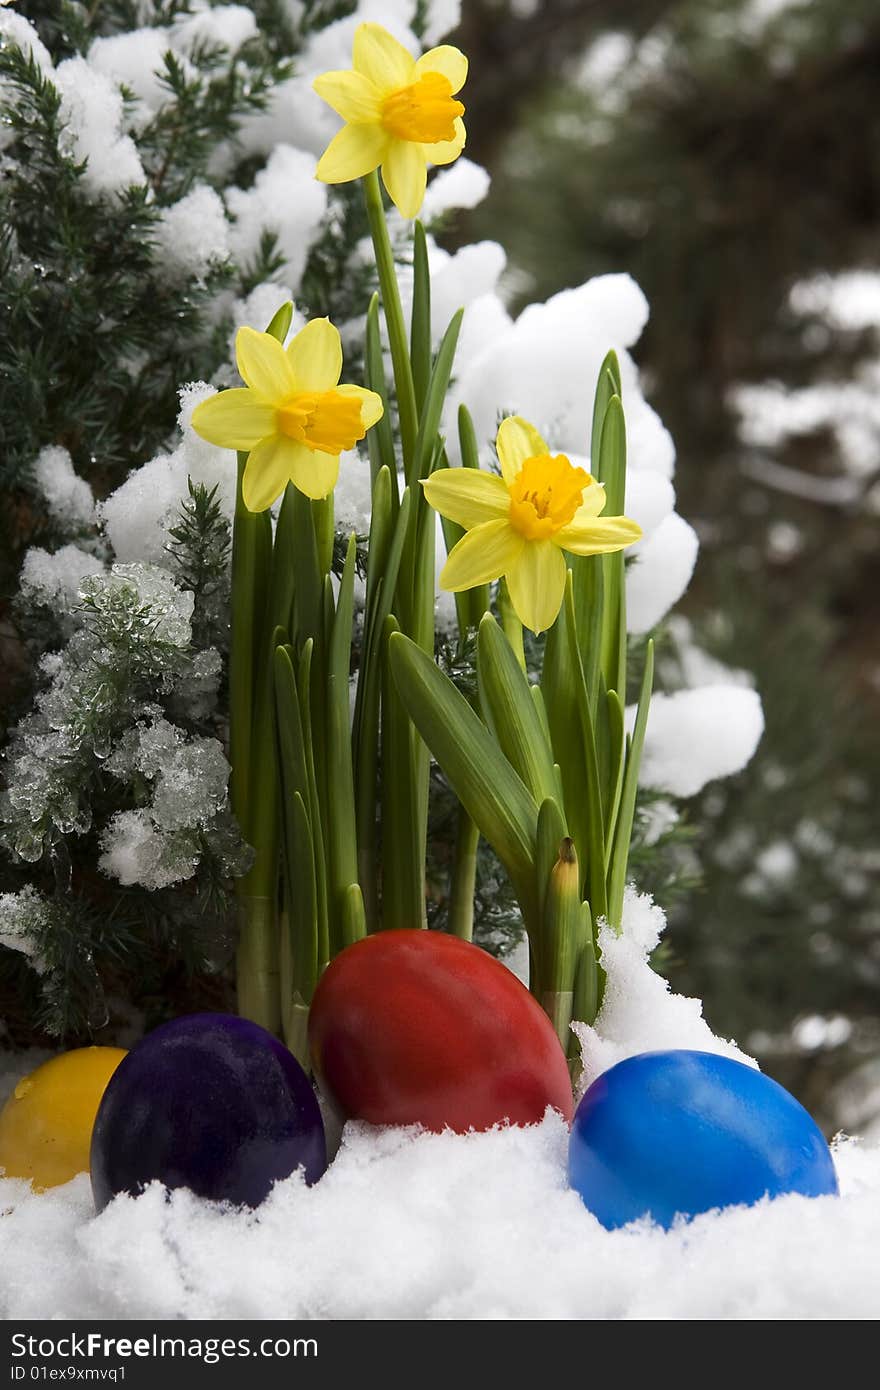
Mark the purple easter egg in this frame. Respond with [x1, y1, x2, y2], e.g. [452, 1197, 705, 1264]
[90, 1013, 326, 1211]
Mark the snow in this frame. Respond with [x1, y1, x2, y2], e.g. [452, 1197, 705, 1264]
[54, 57, 145, 196]
[18, 545, 104, 613]
[398, 238, 506, 352]
[421, 0, 462, 47]
[86, 29, 174, 120]
[225, 144, 327, 288]
[633, 685, 765, 798]
[153, 186, 230, 281]
[626, 511, 699, 634]
[790, 269, 880, 333]
[229, 282, 300, 342]
[421, 159, 491, 220]
[0, 887, 50, 975]
[573, 889, 756, 1093]
[1, 886, 878, 1318]
[334, 450, 375, 537]
[100, 385, 235, 566]
[32, 445, 96, 530]
[733, 269, 880, 480]
[446, 275, 677, 484]
[172, 3, 259, 55]
[0, 9, 54, 131]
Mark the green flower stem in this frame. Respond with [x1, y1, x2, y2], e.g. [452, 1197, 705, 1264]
[230, 306, 294, 1033]
[448, 804, 478, 940]
[363, 170, 418, 470]
[229, 454, 269, 830]
[235, 894, 280, 1034]
[312, 494, 335, 577]
[230, 452, 279, 1032]
[497, 580, 526, 672]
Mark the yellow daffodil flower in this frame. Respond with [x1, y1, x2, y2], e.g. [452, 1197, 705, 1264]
[313, 22, 467, 219]
[424, 416, 643, 634]
[191, 317, 384, 512]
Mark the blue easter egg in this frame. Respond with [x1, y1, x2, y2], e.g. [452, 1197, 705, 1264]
[569, 1049, 838, 1230]
[90, 1013, 326, 1211]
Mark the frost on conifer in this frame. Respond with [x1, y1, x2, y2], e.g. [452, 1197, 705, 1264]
[1, 496, 248, 1034]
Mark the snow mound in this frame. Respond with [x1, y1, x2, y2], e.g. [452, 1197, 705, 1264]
[573, 888, 755, 1092]
[633, 686, 765, 798]
[0, 1116, 877, 1319]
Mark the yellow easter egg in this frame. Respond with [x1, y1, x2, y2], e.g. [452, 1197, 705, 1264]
[0, 1047, 127, 1190]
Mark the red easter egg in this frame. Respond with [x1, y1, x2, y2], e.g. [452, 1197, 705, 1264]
[308, 930, 573, 1132]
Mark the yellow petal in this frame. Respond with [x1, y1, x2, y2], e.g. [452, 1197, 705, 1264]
[381, 139, 427, 219]
[423, 116, 466, 166]
[505, 541, 567, 635]
[312, 69, 381, 122]
[439, 519, 523, 591]
[235, 327, 295, 404]
[415, 45, 468, 94]
[190, 389, 275, 450]
[422, 468, 509, 529]
[242, 435, 299, 512]
[335, 383, 385, 430]
[287, 317, 343, 392]
[289, 444, 340, 500]
[316, 121, 388, 184]
[353, 22, 415, 90]
[554, 514, 643, 556]
[572, 482, 607, 519]
[495, 415, 549, 483]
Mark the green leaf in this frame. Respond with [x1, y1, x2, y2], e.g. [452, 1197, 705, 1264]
[283, 792, 318, 1002]
[477, 613, 558, 806]
[409, 308, 463, 489]
[229, 453, 272, 841]
[291, 486, 322, 648]
[571, 900, 599, 1038]
[341, 882, 367, 949]
[607, 639, 654, 929]
[590, 349, 621, 471]
[571, 553, 604, 709]
[382, 618, 425, 931]
[363, 170, 418, 471]
[273, 643, 308, 808]
[297, 639, 329, 971]
[541, 575, 605, 914]
[597, 395, 628, 699]
[266, 300, 293, 344]
[364, 293, 397, 501]
[535, 795, 567, 995]
[326, 535, 359, 931]
[353, 488, 414, 928]
[389, 631, 539, 896]
[270, 483, 297, 636]
[410, 221, 432, 412]
[562, 585, 608, 920]
[457, 403, 481, 473]
[603, 689, 626, 870]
